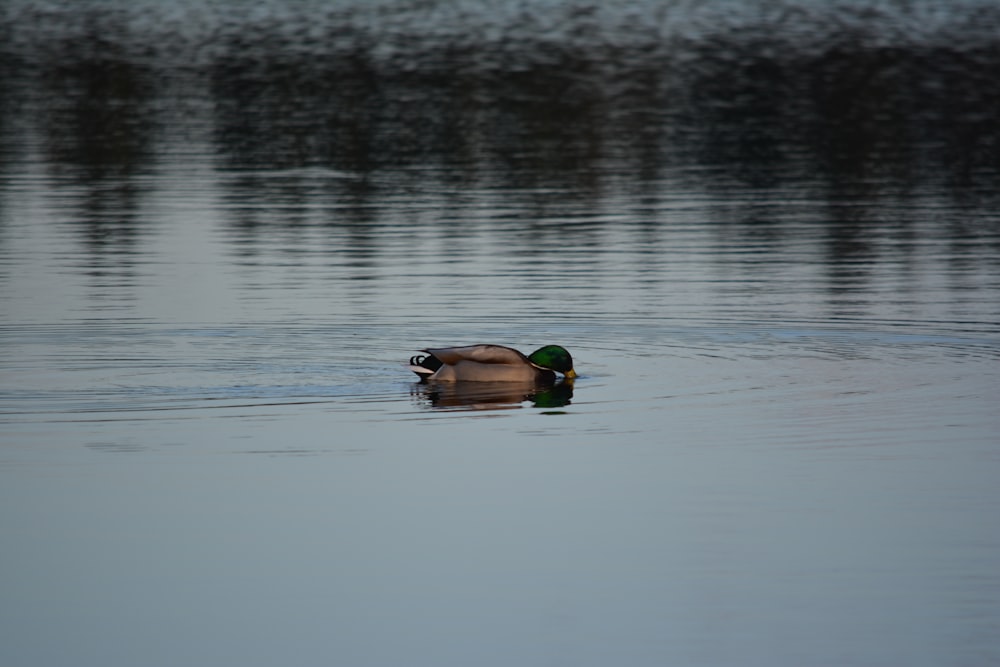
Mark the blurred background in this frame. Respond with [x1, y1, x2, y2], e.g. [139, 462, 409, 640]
[3, 0, 999, 274]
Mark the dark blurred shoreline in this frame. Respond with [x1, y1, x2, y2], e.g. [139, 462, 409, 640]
[2, 0, 999, 187]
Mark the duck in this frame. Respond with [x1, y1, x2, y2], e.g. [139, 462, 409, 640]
[408, 344, 576, 383]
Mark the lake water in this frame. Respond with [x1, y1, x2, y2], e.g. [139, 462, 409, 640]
[2, 1, 1000, 665]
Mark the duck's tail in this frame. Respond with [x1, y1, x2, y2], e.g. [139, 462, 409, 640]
[408, 352, 442, 378]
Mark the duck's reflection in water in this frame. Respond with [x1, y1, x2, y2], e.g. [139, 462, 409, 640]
[411, 379, 573, 411]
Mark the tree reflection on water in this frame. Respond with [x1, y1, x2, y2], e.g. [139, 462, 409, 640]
[1, 0, 999, 278]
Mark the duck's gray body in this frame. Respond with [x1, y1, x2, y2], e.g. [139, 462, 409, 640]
[409, 344, 564, 382]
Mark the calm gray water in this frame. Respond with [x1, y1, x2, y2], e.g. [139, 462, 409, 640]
[2, 1, 1000, 666]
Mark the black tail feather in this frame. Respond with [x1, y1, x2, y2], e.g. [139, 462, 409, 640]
[409, 353, 443, 373]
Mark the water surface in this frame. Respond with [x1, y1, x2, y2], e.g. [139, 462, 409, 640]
[2, 2, 1000, 666]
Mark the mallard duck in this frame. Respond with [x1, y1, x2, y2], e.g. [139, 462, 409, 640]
[408, 344, 576, 382]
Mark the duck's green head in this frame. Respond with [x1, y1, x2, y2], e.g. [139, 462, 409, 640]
[529, 345, 576, 379]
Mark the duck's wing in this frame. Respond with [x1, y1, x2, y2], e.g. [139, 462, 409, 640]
[423, 344, 530, 366]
